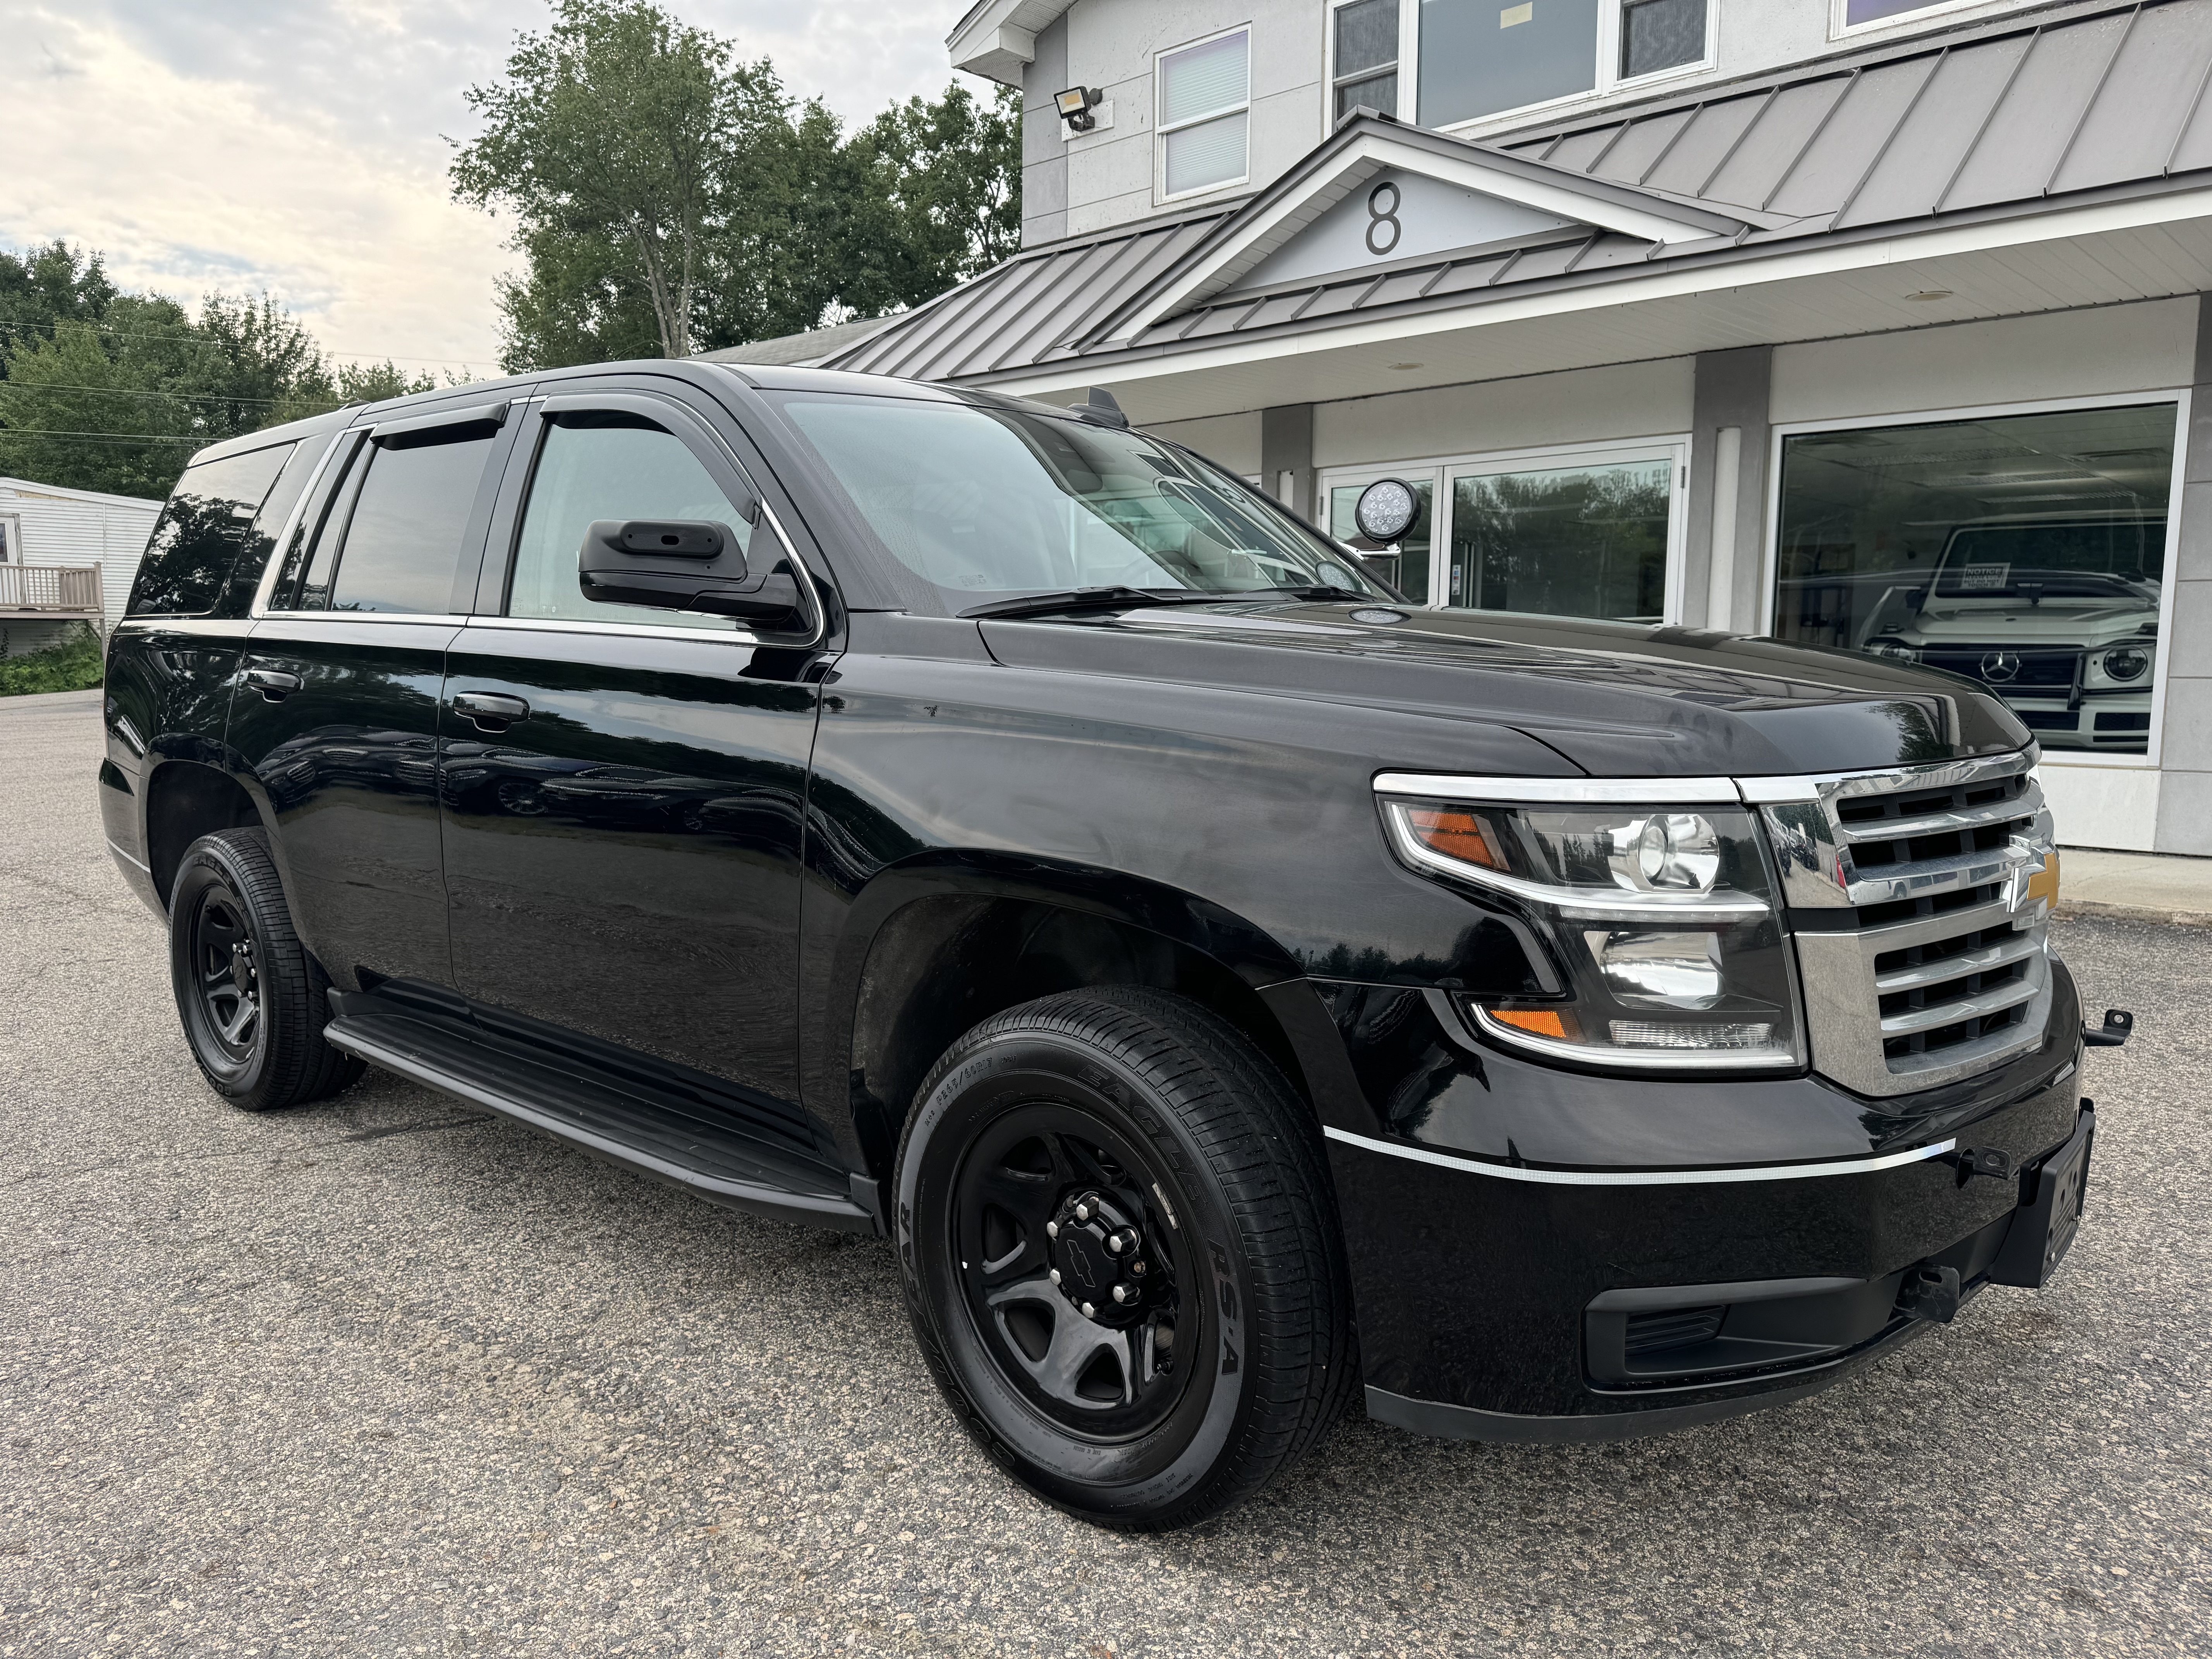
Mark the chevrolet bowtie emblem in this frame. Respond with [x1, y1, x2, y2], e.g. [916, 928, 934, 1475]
[2011, 849, 2060, 916]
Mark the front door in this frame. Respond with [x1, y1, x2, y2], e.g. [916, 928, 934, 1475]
[230, 400, 517, 988]
[439, 382, 821, 1108]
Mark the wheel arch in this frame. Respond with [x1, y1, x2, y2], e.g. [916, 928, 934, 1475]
[143, 759, 264, 909]
[829, 855, 1317, 1185]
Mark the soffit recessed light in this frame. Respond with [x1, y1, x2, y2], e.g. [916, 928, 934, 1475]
[1905, 290, 1955, 302]
[1388, 361, 1424, 371]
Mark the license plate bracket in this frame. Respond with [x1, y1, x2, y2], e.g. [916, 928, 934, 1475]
[1988, 1106, 2095, 1289]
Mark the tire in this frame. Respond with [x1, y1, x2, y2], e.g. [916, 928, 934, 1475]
[167, 827, 363, 1112]
[893, 987, 1356, 1530]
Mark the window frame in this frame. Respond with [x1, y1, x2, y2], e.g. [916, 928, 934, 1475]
[1829, 0, 2011, 41]
[1407, 0, 1717, 136]
[1762, 388, 2191, 773]
[1155, 23, 1254, 206]
[258, 401, 517, 623]
[472, 388, 823, 650]
[1326, 0, 1415, 125]
[1320, 433, 1690, 619]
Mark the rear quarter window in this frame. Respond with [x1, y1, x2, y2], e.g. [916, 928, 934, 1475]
[128, 443, 297, 617]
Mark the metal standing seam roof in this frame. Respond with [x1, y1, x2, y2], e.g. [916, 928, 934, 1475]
[819, 0, 2212, 387]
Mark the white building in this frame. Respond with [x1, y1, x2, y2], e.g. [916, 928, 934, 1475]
[0, 476, 163, 656]
[720, 0, 2212, 855]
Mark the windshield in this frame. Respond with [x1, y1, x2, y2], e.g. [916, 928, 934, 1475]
[768, 392, 1388, 608]
[1935, 519, 2164, 597]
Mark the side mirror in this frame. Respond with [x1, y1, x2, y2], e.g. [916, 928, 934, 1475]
[577, 518, 804, 626]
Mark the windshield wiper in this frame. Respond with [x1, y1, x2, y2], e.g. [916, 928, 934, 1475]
[1268, 584, 1386, 604]
[960, 587, 1243, 620]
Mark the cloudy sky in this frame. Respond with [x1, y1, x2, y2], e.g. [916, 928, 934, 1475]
[0, 1, 979, 375]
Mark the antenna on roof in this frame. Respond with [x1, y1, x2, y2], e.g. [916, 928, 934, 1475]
[1072, 387, 1130, 429]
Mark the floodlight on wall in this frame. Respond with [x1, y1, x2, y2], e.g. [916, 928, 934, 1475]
[1055, 86, 1103, 132]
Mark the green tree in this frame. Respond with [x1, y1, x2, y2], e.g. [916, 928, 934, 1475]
[452, 0, 774, 361]
[846, 83, 1022, 313]
[0, 246, 434, 498]
[453, 0, 1023, 371]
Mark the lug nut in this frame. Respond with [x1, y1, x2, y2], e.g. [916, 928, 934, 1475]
[1106, 1235, 1122, 1254]
[1080, 1301, 1096, 1317]
[1045, 1221, 1059, 1239]
[1111, 1284, 1133, 1305]
[1049, 1268, 1061, 1285]
[1073, 1200, 1092, 1223]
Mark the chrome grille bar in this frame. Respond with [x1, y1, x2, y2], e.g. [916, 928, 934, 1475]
[1755, 748, 2054, 1099]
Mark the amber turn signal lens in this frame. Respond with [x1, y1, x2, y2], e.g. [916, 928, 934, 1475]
[1405, 807, 1501, 868]
[1489, 1008, 1571, 1040]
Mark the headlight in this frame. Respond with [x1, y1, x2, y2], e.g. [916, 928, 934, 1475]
[2101, 646, 2150, 681]
[1867, 637, 1919, 662]
[1381, 794, 1802, 1071]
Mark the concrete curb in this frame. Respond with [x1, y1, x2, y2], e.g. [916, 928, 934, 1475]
[2054, 900, 2212, 928]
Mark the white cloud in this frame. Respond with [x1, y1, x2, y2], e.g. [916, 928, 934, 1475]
[0, 0, 979, 371]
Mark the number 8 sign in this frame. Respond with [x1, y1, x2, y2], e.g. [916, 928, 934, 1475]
[1365, 180, 1403, 257]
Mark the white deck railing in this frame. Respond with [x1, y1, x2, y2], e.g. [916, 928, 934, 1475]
[0, 562, 103, 615]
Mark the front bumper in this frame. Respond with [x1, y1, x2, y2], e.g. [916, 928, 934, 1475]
[1303, 963, 2090, 1439]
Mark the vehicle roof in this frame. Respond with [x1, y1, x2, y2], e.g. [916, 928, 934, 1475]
[182, 358, 1134, 477]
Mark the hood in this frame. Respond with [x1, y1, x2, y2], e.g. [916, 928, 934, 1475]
[976, 599, 2030, 778]
[1901, 596, 2157, 646]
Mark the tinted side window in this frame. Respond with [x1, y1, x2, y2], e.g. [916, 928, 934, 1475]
[325, 429, 496, 614]
[507, 413, 753, 632]
[127, 444, 295, 617]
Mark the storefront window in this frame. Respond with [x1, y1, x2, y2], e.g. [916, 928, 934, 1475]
[1446, 455, 1671, 621]
[1330, 477, 1432, 601]
[1774, 403, 2174, 756]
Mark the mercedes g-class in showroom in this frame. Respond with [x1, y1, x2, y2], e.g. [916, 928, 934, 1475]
[100, 361, 2118, 1530]
[1858, 513, 2164, 754]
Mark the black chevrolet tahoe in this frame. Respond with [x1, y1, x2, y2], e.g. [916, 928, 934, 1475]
[99, 360, 2113, 1530]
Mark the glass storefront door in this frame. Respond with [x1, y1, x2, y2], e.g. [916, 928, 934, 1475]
[1773, 402, 2176, 756]
[1443, 449, 1677, 622]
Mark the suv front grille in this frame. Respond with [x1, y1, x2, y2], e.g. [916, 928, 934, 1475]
[1754, 750, 2055, 1098]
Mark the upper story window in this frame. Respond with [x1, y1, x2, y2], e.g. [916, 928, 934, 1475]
[1158, 27, 1251, 199]
[1835, 0, 1989, 29]
[1415, 0, 1709, 129]
[1333, 0, 1402, 121]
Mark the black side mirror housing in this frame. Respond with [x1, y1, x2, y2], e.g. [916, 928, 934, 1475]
[576, 518, 805, 626]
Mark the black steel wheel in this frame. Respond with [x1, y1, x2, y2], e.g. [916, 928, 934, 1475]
[895, 988, 1355, 1530]
[168, 827, 362, 1111]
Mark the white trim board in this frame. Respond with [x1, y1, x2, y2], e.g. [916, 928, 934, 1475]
[991, 186, 2212, 403]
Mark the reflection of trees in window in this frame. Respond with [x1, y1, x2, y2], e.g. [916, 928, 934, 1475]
[1450, 462, 1669, 621]
[127, 443, 294, 617]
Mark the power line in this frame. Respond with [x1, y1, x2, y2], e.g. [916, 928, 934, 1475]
[0, 380, 342, 408]
[0, 315, 482, 366]
[0, 427, 211, 444]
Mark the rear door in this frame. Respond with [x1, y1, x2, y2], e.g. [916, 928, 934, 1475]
[230, 397, 522, 989]
[439, 378, 823, 1107]
[102, 435, 321, 901]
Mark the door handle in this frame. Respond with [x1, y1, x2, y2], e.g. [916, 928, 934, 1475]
[453, 691, 530, 731]
[245, 667, 302, 702]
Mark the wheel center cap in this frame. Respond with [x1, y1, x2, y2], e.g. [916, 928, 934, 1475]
[1054, 1230, 1108, 1295]
[1047, 1191, 1147, 1324]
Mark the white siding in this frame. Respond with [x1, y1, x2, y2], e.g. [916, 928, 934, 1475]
[0, 477, 165, 626]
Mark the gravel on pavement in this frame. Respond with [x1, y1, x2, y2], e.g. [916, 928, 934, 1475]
[1, 685, 2207, 1657]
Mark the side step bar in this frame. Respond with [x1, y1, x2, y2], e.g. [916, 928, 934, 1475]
[323, 999, 878, 1235]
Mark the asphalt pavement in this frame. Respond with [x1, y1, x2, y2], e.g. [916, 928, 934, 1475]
[1, 685, 2207, 1657]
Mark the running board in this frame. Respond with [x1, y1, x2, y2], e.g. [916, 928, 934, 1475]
[323, 997, 877, 1234]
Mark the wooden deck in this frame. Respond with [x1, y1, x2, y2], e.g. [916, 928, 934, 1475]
[0, 562, 104, 619]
